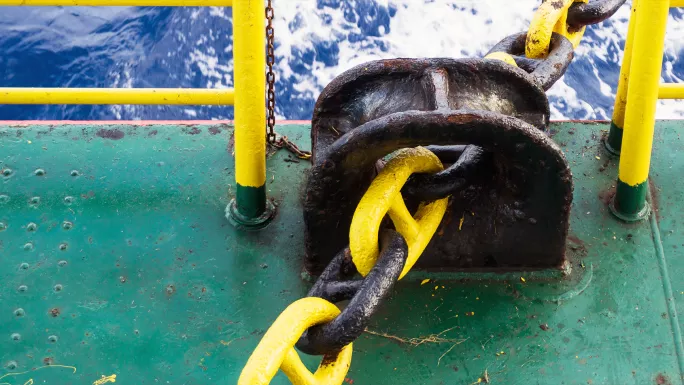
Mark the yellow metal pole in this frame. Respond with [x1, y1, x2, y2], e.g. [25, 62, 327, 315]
[0, 0, 231, 5]
[228, 0, 273, 228]
[658, 83, 684, 98]
[670, 0, 684, 6]
[606, 0, 638, 155]
[611, 0, 670, 221]
[0, 88, 234, 105]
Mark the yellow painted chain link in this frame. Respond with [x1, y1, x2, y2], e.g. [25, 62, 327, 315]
[238, 297, 352, 385]
[349, 147, 449, 280]
[238, 147, 449, 385]
[526, 0, 588, 59]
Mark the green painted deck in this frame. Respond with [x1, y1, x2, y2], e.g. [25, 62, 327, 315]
[0, 121, 683, 385]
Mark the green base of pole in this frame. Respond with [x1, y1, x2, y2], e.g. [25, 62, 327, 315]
[226, 184, 275, 230]
[605, 121, 623, 156]
[609, 180, 650, 222]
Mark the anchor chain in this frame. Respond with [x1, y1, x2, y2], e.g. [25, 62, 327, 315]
[240, 1, 627, 384]
[410, 0, 627, 201]
[239, 148, 448, 384]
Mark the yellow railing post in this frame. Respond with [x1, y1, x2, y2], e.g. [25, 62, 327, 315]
[227, 0, 274, 228]
[610, 0, 670, 221]
[605, 0, 639, 155]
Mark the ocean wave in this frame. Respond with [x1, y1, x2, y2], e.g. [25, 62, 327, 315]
[0, 1, 682, 121]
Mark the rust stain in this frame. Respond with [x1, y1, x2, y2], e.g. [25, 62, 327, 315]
[184, 126, 201, 135]
[49, 308, 60, 318]
[95, 128, 125, 140]
[567, 234, 588, 257]
[655, 373, 671, 385]
[208, 126, 222, 135]
[551, 0, 565, 9]
[598, 185, 616, 206]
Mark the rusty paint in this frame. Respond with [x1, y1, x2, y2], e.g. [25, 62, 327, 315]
[184, 126, 201, 135]
[551, 0, 565, 9]
[655, 373, 671, 385]
[95, 128, 125, 140]
[598, 185, 616, 206]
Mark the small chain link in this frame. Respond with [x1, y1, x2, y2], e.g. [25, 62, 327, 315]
[266, 0, 277, 144]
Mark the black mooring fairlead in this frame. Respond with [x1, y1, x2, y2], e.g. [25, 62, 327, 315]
[303, 57, 573, 274]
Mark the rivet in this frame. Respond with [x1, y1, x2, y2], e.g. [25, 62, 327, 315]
[70, 170, 80, 177]
[10, 333, 21, 341]
[2, 168, 13, 177]
[26, 222, 37, 232]
[0, 194, 9, 203]
[29, 196, 41, 206]
[53, 284, 63, 292]
[34, 168, 45, 176]
[5, 361, 17, 370]
[17, 285, 27, 292]
[62, 221, 73, 230]
[47, 335, 58, 343]
[23, 242, 33, 251]
[166, 285, 175, 294]
[14, 308, 25, 317]
[58, 243, 68, 251]
[19, 263, 29, 270]
[0, 222, 6, 231]
[57, 260, 67, 267]
[64, 196, 74, 205]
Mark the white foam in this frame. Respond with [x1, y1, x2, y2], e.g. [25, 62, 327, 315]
[174, 1, 684, 120]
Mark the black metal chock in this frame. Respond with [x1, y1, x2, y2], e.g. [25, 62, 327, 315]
[304, 58, 573, 274]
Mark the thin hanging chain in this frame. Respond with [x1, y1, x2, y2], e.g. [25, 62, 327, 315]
[266, 0, 277, 144]
[264, 0, 312, 160]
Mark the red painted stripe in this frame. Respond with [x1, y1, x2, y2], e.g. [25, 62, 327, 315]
[0, 120, 312, 126]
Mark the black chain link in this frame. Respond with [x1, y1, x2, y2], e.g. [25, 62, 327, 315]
[297, 230, 408, 355]
[486, 32, 575, 91]
[567, 0, 627, 28]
